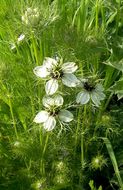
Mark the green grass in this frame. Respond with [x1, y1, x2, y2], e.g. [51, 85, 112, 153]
[0, 0, 123, 189]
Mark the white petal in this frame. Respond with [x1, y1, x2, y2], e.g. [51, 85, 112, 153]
[43, 116, 56, 131]
[42, 94, 63, 108]
[42, 96, 54, 108]
[62, 73, 79, 87]
[76, 91, 90, 104]
[33, 111, 49, 123]
[62, 62, 78, 73]
[95, 84, 104, 92]
[97, 92, 106, 100]
[45, 79, 58, 95]
[91, 92, 101, 107]
[76, 78, 88, 87]
[33, 66, 49, 78]
[17, 34, 25, 42]
[43, 57, 58, 70]
[59, 109, 73, 122]
[54, 94, 64, 106]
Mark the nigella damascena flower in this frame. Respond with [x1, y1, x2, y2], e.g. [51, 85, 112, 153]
[22, 7, 39, 25]
[76, 79, 105, 107]
[33, 94, 73, 131]
[33, 57, 79, 95]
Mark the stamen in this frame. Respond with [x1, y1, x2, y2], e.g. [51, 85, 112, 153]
[84, 82, 95, 92]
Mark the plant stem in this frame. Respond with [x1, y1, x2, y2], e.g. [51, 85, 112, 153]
[40, 132, 50, 176]
[8, 95, 18, 139]
[79, 105, 87, 186]
[74, 107, 82, 156]
[42, 133, 49, 157]
[81, 105, 86, 167]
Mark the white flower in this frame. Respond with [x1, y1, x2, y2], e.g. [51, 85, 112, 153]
[76, 80, 105, 107]
[17, 34, 25, 42]
[10, 34, 25, 50]
[22, 7, 39, 25]
[34, 95, 73, 131]
[33, 57, 79, 95]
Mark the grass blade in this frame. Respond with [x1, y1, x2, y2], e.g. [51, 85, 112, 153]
[102, 137, 123, 190]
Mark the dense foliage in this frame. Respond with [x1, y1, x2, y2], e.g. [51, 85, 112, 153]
[0, 0, 123, 189]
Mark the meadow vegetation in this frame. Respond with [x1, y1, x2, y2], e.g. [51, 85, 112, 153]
[0, 0, 123, 189]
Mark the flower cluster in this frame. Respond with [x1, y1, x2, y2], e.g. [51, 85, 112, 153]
[22, 7, 39, 25]
[33, 57, 106, 131]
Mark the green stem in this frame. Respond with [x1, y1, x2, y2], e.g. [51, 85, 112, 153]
[116, 0, 121, 35]
[0, 81, 18, 138]
[40, 132, 50, 176]
[95, 0, 99, 33]
[79, 105, 87, 186]
[8, 95, 18, 139]
[42, 133, 49, 157]
[81, 105, 86, 167]
[31, 33, 39, 66]
[74, 107, 82, 156]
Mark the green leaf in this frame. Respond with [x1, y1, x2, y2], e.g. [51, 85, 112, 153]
[104, 59, 123, 72]
[110, 76, 123, 99]
[102, 138, 123, 190]
[89, 180, 102, 190]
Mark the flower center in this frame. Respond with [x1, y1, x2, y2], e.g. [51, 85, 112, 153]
[49, 108, 60, 116]
[50, 67, 64, 79]
[84, 82, 95, 92]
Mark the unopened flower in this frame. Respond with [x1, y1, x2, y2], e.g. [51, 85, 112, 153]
[10, 42, 16, 50]
[13, 141, 20, 147]
[90, 155, 107, 170]
[53, 173, 70, 186]
[22, 7, 39, 25]
[76, 79, 105, 107]
[10, 34, 25, 50]
[54, 161, 69, 174]
[33, 57, 79, 95]
[31, 178, 46, 190]
[34, 94, 73, 131]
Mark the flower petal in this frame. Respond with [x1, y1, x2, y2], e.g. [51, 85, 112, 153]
[91, 92, 101, 107]
[62, 62, 78, 73]
[76, 91, 90, 104]
[95, 84, 104, 92]
[54, 94, 64, 106]
[59, 109, 73, 122]
[62, 73, 79, 87]
[42, 94, 63, 108]
[33, 111, 49, 123]
[42, 96, 54, 108]
[43, 116, 56, 131]
[43, 57, 58, 70]
[17, 34, 25, 42]
[45, 79, 59, 95]
[33, 66, 49, 78]
[97, 92, 106, 100]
